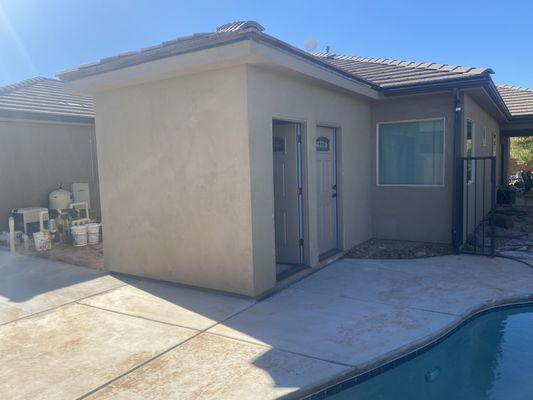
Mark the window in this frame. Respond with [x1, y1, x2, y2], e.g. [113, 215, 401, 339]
[316, 137, 330, 151]
[272, 137, 285, 153]
[466, 120, 475, 182]
[492, 133, 497, 156]
[378, 119, 444, 186]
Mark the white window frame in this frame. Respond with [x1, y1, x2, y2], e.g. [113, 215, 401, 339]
[466, 119, 476, 184]
[376, 117, 446, 187]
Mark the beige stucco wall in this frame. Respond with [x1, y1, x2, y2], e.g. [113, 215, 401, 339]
[462, 94, 500, 235]
[0, 119, 99, 230]
[371, 93, 456, 243]
[246, 65, 373, 293]
[93, 65, 256, 296]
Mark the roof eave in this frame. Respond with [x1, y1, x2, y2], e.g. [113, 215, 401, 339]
[57, 33, 251, 82]
[57, 31, 380, 92]
[382, 75, 512, 121]
[0, 109, 94, 124]
[510, 114, 533, 120]
[381, 75, 493, 95]
[248, 32, 380, 91]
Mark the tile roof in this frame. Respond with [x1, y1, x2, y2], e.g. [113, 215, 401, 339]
[312, 53, 493, 88]
[55, 20, 533, 121]
[496, 85, 533, 117]
[57, 21, 266, 81]
[0, 77, 94, 121]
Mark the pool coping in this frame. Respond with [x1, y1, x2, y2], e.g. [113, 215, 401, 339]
[293, 295, 533, 400]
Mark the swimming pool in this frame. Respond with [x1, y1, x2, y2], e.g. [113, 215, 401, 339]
[319, 305, 533, 400]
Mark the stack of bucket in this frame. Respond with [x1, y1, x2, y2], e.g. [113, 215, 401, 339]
[71, 223, 101, 247]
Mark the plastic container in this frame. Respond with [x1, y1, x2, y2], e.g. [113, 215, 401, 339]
[34, 231, 52, 251]
[71, 225, 88, 247]
[86, 223, 101, 245]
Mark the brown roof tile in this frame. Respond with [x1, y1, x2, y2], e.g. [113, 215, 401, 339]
[497, 85, 533, 117]
[312, 53, 493, 88]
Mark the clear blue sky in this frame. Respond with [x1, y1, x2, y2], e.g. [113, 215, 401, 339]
[1, 0, 533, 88]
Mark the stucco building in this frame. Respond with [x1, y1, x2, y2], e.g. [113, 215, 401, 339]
[0, 77, 100, 230]
[58, 21, 533, 297]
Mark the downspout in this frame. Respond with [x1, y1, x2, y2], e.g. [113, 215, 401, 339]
[452, 88, 463, 253]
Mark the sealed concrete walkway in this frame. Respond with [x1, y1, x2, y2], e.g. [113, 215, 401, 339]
[1, 251, 533, 399]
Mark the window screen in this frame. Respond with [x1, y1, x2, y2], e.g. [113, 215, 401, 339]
[378, 119, 444, 185]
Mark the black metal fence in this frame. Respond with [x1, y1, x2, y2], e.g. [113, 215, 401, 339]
[454, 156, 496, 256]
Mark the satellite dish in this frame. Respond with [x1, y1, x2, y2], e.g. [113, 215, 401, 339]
[304, 38, 318, 52]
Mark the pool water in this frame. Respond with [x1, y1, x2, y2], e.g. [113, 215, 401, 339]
[327, 306, 533, 400]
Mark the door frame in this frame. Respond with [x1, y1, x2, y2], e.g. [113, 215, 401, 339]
[272, 118, 307, 265]
[316, 124, 341, 259]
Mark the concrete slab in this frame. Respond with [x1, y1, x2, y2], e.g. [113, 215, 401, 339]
[2, 252, 533, 399]
[290, 256, 533, 315]
[80, 280, 255, 330]
[0, 252, 127, 325]
[0, 303, 197, 400]
[209, 286, 455, 367]
[87, 333, 350, 400]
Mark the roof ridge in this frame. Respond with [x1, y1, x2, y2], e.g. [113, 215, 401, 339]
[497, 84, 533, 92]
[216, 21, 264, 33]
[312, 52, 493, 75]
[0, 77, 58, 95]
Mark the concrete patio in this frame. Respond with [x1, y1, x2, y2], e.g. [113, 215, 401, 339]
[1, 251, 533, 399]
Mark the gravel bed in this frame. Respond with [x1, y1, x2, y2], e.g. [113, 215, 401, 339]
[346, 238, 453, 259]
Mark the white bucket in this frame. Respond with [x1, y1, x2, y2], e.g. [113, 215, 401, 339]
[34, 231, 51, 251]
[71, 225, 88, 247]
[87, 223, 101, 245]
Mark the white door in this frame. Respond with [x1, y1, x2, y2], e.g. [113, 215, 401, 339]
[316, 126, 338, 256]
[273, 123, 300, 264]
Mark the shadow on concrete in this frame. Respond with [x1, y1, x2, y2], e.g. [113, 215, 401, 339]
[3, 249, 533, 398]
[0, 249, 109, 303]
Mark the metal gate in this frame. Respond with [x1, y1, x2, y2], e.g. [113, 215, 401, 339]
[454, 156, 496, 256]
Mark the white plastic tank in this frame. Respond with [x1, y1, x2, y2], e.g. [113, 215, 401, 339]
[49, 186, 72, 210]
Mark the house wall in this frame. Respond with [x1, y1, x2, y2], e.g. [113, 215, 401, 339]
[246, 65, 373, 293]
[462, 94, 500, 235]
[93, 65, 256, 296]
[0, 119, 99, 230]
[371, 93, 456, 243]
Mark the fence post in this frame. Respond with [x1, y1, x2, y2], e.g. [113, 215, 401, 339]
[490, 156, 496, 257]
[453, 157, 464, 254]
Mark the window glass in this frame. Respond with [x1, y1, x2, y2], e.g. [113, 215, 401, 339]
[466, 120, 474, 182]
[316, 137, 330, 152]
[272, 137, 285, 153]
[378, 119, 444, 185]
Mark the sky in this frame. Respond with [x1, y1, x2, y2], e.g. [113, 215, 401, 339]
[1, 0, 533, 88]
